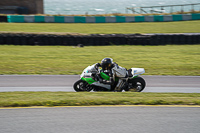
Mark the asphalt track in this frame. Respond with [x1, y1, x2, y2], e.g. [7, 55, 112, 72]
[0, 75, 199, 92]
[1, 106, 200, 133]
[1, 75, 200, 133]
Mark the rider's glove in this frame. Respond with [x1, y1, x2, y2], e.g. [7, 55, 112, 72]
[95, 63, 101, 70]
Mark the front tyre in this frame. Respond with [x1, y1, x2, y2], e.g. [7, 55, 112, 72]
[73, 79, 93, 92]
[127, 77, 146, 92]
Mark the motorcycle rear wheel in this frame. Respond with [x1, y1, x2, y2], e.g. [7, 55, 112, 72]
[73, 79, 93, 92]
[127, 77, 146, 92]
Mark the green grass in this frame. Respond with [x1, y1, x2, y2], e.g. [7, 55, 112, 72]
[0, 92, 199, 107]
[0, 45, 199, 75]
[0, 21, 199, 107]
[0, 20, 200, 34]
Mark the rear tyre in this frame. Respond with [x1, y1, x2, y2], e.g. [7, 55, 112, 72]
[127, 77, 146, 92]
[73, 79, 93, 92]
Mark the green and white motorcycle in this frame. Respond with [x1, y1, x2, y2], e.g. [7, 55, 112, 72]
[73, 64, 146, 92]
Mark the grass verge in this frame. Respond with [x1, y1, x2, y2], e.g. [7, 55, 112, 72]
[0, 45, 199, 75]
[0, 92, 200, 107]
[0, 20, 200, 34]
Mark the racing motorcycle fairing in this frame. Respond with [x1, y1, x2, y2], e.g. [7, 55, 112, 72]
[130, 68, 145, 77]
[81, 77, 96, 84]
[74, 64, 146, 92]
[80, 64, 98, 78]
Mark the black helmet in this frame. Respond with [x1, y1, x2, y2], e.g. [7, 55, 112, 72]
[101, 58, 113, 70]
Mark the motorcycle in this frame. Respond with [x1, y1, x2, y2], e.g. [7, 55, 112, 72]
[73, 65, 146, 92]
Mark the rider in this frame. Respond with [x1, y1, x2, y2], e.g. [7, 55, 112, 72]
[94, 58, 127, 92]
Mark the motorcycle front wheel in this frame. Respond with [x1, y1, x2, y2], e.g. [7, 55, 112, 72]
[73, 79, 93, 92]
[127, 77, 146, 92]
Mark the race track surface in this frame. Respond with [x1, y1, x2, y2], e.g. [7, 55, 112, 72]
[0, 75, 199, 92]
[1, 75, 200, 133]
[1, 106, 200, 133]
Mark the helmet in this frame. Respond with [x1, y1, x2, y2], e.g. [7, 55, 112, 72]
[101, 58, 113, 70]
